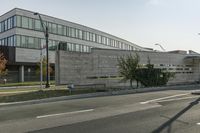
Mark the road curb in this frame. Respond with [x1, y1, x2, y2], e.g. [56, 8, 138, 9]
[0, 84, 200, 107]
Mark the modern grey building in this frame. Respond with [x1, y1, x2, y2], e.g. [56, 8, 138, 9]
[0, 8, 151, 83]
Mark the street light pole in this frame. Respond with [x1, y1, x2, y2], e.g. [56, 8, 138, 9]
[155, 43, 166, 51]
[45, 26, 50, 88]
[34, 12, 50, 88]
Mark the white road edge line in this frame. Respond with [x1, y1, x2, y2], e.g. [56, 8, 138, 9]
[140, 93, 190, 104]
[36, 109, 94, 119]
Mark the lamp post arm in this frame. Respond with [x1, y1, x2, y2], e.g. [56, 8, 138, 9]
[38, 14, 47, 36]
[155, 44, 166, 51]
[159, 45, 166, 51]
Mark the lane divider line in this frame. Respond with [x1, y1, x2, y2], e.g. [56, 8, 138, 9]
[36, 109, 94, 119]
[156, 96, 200, 103]
[197, 123, 200, 125]
[140, 93, 190, 104]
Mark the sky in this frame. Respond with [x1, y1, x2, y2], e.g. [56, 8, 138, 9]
[1, 0, 200, 52]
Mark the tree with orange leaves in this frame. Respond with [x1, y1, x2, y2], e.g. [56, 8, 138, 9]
[0, 52, 7, 76]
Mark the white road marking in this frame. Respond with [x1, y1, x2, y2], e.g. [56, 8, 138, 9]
[140, 93, 190, 104]
[197, 123, 200, 125]
[156, 96, 200, 103]
[36, 109, 94, 119]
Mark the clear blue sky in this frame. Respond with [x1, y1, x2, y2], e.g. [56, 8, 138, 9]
[1, 0, 200, 52]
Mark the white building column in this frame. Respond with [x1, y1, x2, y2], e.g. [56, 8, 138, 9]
[19, 65, 24, 82]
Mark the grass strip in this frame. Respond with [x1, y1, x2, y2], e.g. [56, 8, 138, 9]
[0, 89, 107, 103]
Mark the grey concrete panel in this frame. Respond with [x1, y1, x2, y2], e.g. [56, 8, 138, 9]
[56, 49, 200, 87]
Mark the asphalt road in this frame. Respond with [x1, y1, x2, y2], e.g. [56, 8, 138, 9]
[0, 88, 199, 133]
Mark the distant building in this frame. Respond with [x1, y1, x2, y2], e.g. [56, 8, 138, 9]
[0, 8, 150, 83]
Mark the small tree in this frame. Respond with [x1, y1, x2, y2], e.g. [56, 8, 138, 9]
[36, 57, 53, 79]
[0, 52, 7, 77]
[118, 53, 140, 88]
[136, 57, 175, 87]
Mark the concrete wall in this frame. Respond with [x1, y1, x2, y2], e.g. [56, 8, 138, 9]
[56, 48, 200, 87]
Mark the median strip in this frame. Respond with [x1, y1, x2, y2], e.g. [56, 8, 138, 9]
[36, 109, 94, 119]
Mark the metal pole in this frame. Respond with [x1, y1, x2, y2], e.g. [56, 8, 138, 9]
[45, 27, 50, 88]
[40, 45, 43, 89]
[34, 12, 50, 88]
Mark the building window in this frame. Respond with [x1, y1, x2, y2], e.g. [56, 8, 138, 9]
[13, 16, 16, 27]
[75, 29, 79, 38]
[22, 16, 29, 29]
[83, 31, 87, 40]
[63, 26, 66, 36]
[57, 24, 63, 35]
[21, 36, 26, 47]
[52, 23, 57, 34]
[34, 37, 40, 49]
[89, 33, 93, 41]
[0, 22, 2, 32]
[4, 20, 8, 31]
[28, 37, 34, 48]
[86, 32, 90, 41]
[93, 34, 96, 42]
[1, 21, 5, 32]
[17, 16, 21, 27]
[70, 27, 75, 37]
[16, 35, 21, 47]
[97, 35, 102, 43]
[67, 43, 72, 51]
[35, 19, 41, 31]
[78, 30, 83, 39]
[28, 18, 33, 29]
[48, 22, 52, 33]
[7, 18, 11, 29]
[66, 26, 70, 37]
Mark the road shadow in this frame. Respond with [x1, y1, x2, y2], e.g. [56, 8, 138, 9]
[151, 97, 200, 133]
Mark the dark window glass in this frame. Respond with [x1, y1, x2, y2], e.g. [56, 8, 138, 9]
[4, 20, 8, 31]
[1, 22, 5, 32]
[0, 22, 1, 32]
[13, 16, 16, 27]
[7, 18, 11, 29]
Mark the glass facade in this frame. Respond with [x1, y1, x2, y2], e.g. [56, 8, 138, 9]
[0, 16, 16, 32]
[0, 15, 140, 51]
[58, 42, 91, 53]
[0, 35, 91, 52]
